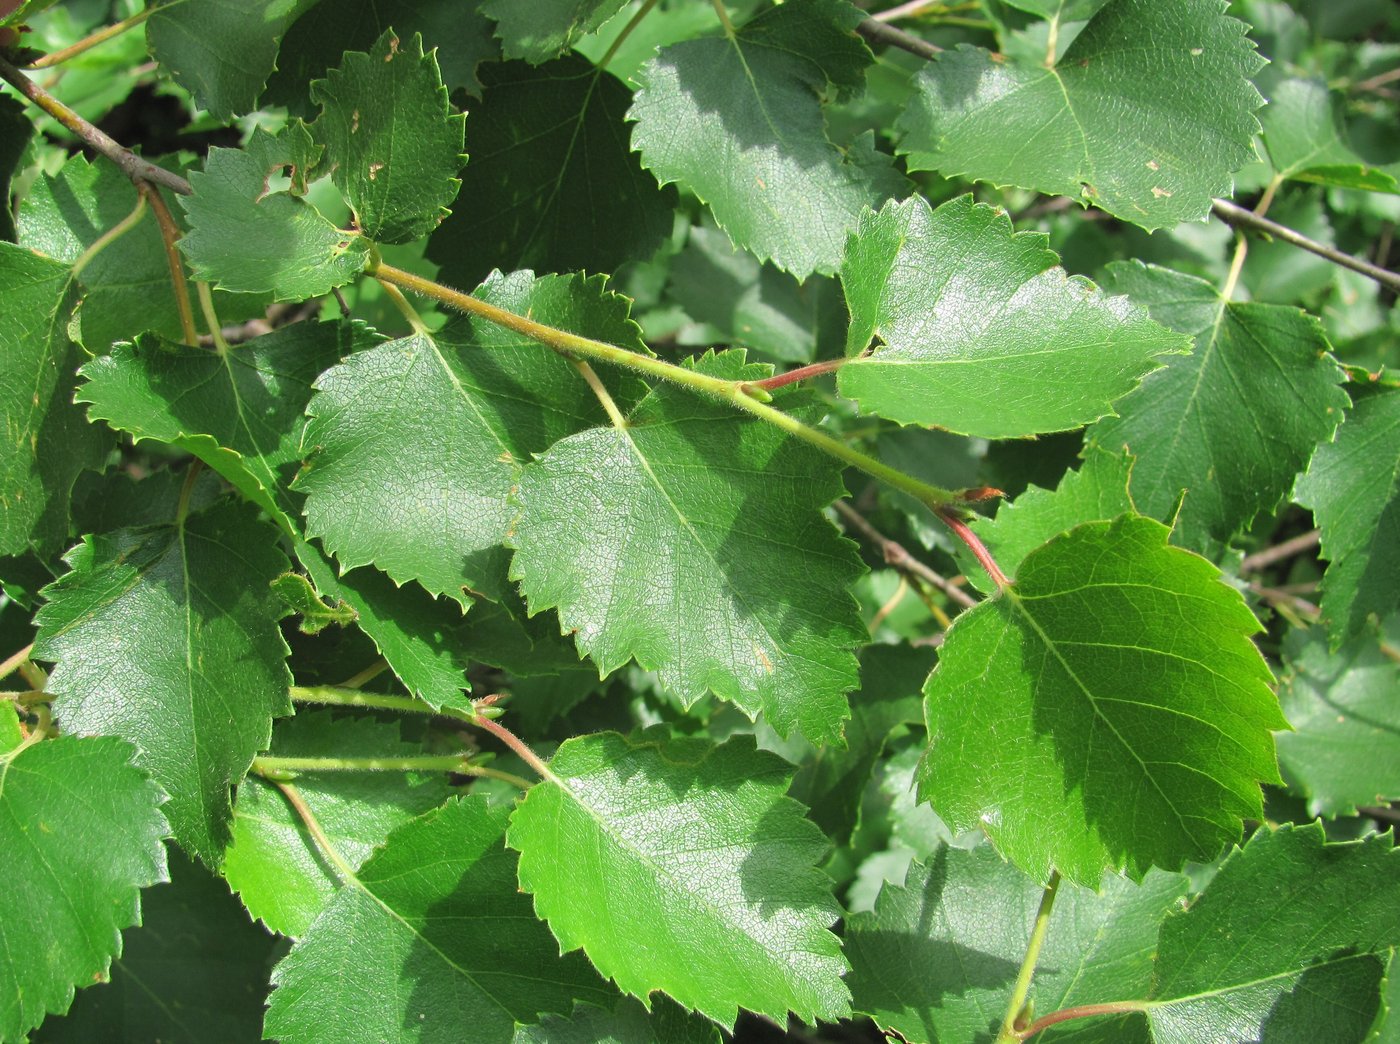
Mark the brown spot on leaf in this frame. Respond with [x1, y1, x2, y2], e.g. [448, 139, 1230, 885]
[1152, 186, 1172, 198]
[1146, 160, 1159, 171]
[368, 162, 385, 180]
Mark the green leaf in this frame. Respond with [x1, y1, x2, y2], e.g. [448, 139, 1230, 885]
[508, 730, 849, 1027]
[18, 154, 188, 349]
[33, 499, 292, 866]
[1262, 78, 1400, 193]
[896, 0, 1265, 229]
[310, 29, 466, 244]
[513, 997, 722, 1044]
[788, 644, 931, 844]
[919, 514, 1285, 885]
[963, 445, 1135, 594]
[1146, 824, 1400, 1043]
[629, 0, 907, 277]
[222, 710, 452, 937]
[1278, 621, 1400, 816]
[845, 848, 1187, 1044]
[146, 0, 320, 119]
[0, 93, 30, 243]
[1088, 261, 1350, 550]
[294, 542, 472, 710]
[837, 196, 1184, 438]
[1001, 0, 1110, 19]
[510, 350, 866, 744]
[0, 732, 168, 1042]
[425, 54, 674, 290]
[265, 795, 613, 1041]
[179, 123, 372, 300]
[78, 321, 367, 537]
[0, 241, 106, 556]
[1295, 385, 1400, 644]
[37, 850, 278, 1043]
[296, 270, 622, 604]
[482, 0, 629, 63]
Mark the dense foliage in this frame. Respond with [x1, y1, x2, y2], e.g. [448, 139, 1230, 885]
[1, 0, 1398, 1041]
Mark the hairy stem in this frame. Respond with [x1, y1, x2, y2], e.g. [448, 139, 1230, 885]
[938, 508, 1009, 589]
[270, 779, 360, 883]
[749, 357, 848, 392]
[996, 871, 1062, 1043]
[470, 711, 555, 784]
[139, 183, 198, 344]
[253, 753, 472, 776]
[25, 5, 157, 69]
[290, 684, 477, 726]
[1212, 198, 1400, 292]
[1013, 1000, 1149, 1039]
[370, 261, 959, 510]
[0, 57, 192, 195]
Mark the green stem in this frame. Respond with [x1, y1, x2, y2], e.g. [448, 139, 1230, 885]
[139, 183, 198, 344]
[71, 193, 147, 278]
[196, 281, 228, 352]
[175, 459, 202, 526]
[26, 4, 158, 69]
[996, 871, 1062, 1043]
[472, 712, 557, 784]
[337, 659, 389, 690]
[573, 359, 628, 428]
[377, 276, 431, 335]
[598, 0, 661, 68]
[290, 684, 477, 725]
[370, 262, 958, 510]
[253, 753, 471, 777]
[711, 0, 735, 36]
[0, 643, 33, 684]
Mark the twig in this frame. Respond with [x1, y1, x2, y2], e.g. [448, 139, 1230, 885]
[1212, 198, 1400, 292]
[0, 57, 192, 195]
[24, 5, 157, 69]
[139, 182, 198, 343]
[834, 500, 979, 609]
[1353, 66, 1400, 93]
[1239, 529, 1320, 574]
[856, 17, 943, 59]
[872, 0, 944, 21]
[0, 643, 34, 684]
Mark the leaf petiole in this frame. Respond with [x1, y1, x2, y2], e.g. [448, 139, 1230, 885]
[996, 871, 1061, 1043]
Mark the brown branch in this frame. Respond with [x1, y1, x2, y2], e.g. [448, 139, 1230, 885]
[834, 500, 979, 609]
[1239, 529, 1320, 574]
[1212, 198, 1400, 292]
[0, 57, 192, 196]
[856, 16, 943, 59]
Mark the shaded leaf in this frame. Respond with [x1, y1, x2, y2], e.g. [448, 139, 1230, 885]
[838, 196, 1183, 438]
[426, 54, 673, 289]
[483, 0, 630, 63]
[919, 514, 1284, 885]
[508, 731, 850, 1027]
[513, 997, 721, 1044]
[1261, 78, 1400, 193]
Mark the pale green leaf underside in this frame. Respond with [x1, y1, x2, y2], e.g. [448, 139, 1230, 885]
[1090, 261, 1349, 551]
[896, 0, 1265, 229]
[32, 500, 292, 866]
[513, 997, 722, 1044]
[629, 0, 906, 277]
[508, 731, 850, 1028]
[846, 847, 1186, 1044]
[222, 711, 451, 937]
[296, 271, 619, 604]
[310, 29, 465, 244]
[0, 241, 104, 557]
[180, 124, 370, 300]
[1295, 385, 1400, 645]
[1278, 622, 1400, 817]
[1146, 824, 1400, 1043]
[920, 514, 1284, 885]
[266, 796, 612, 1042]
[1262, 78, 1400, 193]
[510, 350, 866, 744]
[838, 195, 1184, 437]
[0, 732, 168, 1043]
